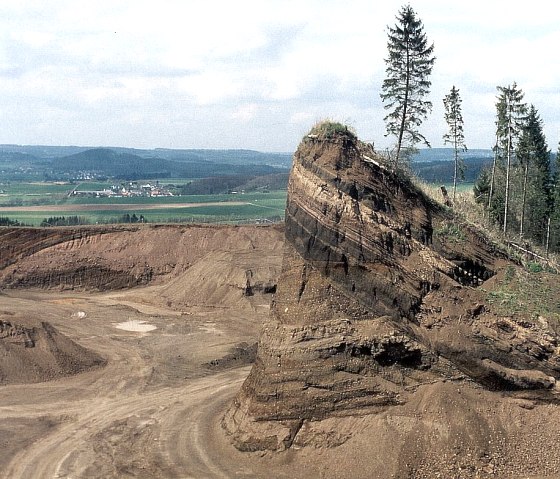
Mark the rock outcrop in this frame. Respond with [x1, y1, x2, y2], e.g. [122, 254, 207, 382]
[224, 123, 560, 451]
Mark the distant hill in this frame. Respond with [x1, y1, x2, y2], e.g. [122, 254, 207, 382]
[0, 145, 292, 168]
[0, 144, 500, 184]
[412, 148, 493, 184]
[0, 145, 290, 181]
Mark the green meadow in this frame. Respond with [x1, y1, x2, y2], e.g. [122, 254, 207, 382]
[0, 187, 287, 226]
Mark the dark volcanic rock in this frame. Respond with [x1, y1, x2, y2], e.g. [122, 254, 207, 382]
[223, 124, 560, 451]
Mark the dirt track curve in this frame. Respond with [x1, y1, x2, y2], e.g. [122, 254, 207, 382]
[0, 288, 296, 479]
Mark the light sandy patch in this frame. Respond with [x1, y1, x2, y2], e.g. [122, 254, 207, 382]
[200, 322, 221, 334]
[115, 319, 157, 332]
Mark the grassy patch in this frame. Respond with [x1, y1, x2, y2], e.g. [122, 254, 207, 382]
[434, 221, 466, 243]
[73, 181, 113, 191]
[309, 120, 357, 141]
[0, 182, 73, 195]
[0, 191, 287, 226]
[484, 266, 560, 322]
[0, 182, 73, 206]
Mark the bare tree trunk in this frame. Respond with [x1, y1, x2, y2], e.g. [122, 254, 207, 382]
[520, 161, 529, 237]
[546, 216, 551, 257]
[395, 43, 411, 169]
[503, 114, 512, 235]
[488, 134, 498, 211]
[453, 134, 458, 202]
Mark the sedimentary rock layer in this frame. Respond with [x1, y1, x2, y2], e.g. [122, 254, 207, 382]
[224, 125, 560, 451]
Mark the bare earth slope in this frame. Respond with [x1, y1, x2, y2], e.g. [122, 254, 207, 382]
[0, 224, 283, 387]
[0, 224, 289, 478]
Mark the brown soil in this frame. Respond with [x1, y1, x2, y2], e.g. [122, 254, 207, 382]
[0, 315, 105, 385]
[0, 224, 559, 478]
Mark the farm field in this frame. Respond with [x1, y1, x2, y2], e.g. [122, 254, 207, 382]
[0, 181, 287, 225]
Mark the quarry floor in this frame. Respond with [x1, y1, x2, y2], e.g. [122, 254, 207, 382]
[0, 286, 307, 479]
[3, 286, 560, 479]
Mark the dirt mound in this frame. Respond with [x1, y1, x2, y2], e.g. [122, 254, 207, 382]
[0, 315, 105, 385]
[158, 249, 282, 310]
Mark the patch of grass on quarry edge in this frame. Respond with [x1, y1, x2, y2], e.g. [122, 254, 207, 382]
[483, 265, 560, 325]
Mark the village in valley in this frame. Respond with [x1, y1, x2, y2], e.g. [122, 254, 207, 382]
[69, 180, 174, 198]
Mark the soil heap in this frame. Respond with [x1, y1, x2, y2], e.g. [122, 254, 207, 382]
[223, 123, 560, 457]
[0, 316, 105, 385]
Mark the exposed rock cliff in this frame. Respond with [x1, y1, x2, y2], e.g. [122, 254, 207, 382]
[224, 124, 560, 453]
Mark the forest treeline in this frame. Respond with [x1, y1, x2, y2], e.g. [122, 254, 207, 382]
[470, 85, 560, 253]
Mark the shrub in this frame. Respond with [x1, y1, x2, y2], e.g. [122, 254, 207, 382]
[309, 120, 357, 141]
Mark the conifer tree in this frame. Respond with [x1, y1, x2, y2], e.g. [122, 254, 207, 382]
[380, 4, 435, 168]
[549, 143, 560, 251]
[515, 105, 550, 241]
[495, 83, 527, 234]
[443, 86, 467, 201]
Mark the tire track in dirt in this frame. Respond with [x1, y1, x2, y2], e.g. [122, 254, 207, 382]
[2, 370, 251, 479]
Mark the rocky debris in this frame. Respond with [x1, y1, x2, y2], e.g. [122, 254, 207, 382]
[0, 320, 37, 347]
[223, 124, 560, 455]
[205, 342, 258, 370]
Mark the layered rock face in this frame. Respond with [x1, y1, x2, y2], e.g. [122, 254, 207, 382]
[224, 126, 560, 451]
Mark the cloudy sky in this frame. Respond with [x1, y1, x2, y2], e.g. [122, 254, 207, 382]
[1, 0, 559, 152]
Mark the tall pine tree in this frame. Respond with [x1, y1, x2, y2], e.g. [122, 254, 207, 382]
[380, 4, 435, 168]
[495, 83, 527, 234]
[515, 105, 550, 241]
[443, 86, 467, 201]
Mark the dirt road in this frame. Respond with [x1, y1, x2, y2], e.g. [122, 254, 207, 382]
[0, 289, 290, 479]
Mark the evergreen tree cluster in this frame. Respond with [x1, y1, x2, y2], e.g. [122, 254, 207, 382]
[0, 217, 24, 226]
[380, 5, 560, 255]
[473, 84, 560, 252]
[118, 213, 145, 224]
